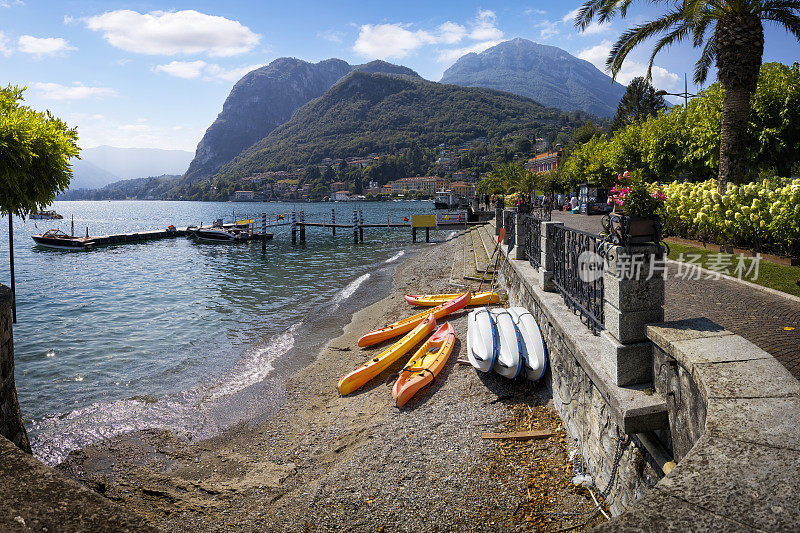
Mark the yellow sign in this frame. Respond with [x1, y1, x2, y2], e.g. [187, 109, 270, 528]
[235, 219, 254, 225]
[412, 214, 436, 228]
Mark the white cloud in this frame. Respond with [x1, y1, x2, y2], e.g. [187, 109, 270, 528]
[536, 21, 560, 39]
[318, 29, 344, 43]
[577, 40, 680, 89]
[155, 60, 264, 81]
[85, 9, 260, 57]
[353, 23, 436, 59]
[0, 0, 25, 7]
[470, 10, 503, 41]
[119, 123, 151, 132]
[562, 8, 581, 24]
[438, 21, 466, 44]
[155, 60, 207, 79]
[31, 82, 118, 100]
[0, 31, 11, 57]
[437, 40, 502, 64]
[526, 8, 547, 15]
[17, 35, 77, 57]
[580, 21, 611, 35]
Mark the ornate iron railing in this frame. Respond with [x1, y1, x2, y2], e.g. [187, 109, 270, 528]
[549, 225, 605, 334]
[518, 214, 542, 268]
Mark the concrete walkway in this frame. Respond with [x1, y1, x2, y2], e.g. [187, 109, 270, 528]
[550, 211, 800, 380]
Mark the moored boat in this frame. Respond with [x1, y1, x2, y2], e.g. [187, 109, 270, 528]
[31, 229, 94, 250]
[405, 291, 500, 307]
[192, 227, 250, 243]
[30, 210, 64, 220]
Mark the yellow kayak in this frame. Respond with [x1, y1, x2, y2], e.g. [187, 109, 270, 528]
[405, 291, 499, 307]
[392, 322, 455, 407]
[338, 314, 436, 396]
[358, 292, 470, 347]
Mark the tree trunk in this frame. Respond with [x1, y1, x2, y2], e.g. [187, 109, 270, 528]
[715, 14, 764, 193]
[0, 284, 31, 454]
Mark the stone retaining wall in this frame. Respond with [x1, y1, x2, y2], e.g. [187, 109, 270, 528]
[495, 238, 667, 515]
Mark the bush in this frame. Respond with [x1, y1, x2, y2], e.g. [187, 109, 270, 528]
[662, 178, 800, 256]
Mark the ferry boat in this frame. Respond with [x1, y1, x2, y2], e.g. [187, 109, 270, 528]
[31, 229, 94, 250]
[30, 210, 64, 220]
[434, 190, 453, 210]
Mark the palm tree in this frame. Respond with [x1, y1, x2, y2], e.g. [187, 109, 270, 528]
[575, 0, 800, 192]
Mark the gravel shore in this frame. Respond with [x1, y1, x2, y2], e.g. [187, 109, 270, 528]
[60, 227, 604, 532]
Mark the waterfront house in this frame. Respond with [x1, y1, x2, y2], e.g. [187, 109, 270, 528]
[525, 151, 563, 174]
[389, 176, 447, 196]
[233, 190, 255, 201]
[332, 190, 351, 201]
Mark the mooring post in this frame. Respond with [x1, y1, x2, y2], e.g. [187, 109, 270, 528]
[300, 210, 306, 242]
[425, 227, 430, 243]
[261, 212, 267, 251]
[291, 210, 297, 244]
[359, 210, 364, 242]
[352, 209, 358, 244]
[331, 208, 336, 236]
[412, 227, 417, 243]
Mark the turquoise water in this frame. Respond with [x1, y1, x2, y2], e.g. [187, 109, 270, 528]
[0, 200, 453, 464]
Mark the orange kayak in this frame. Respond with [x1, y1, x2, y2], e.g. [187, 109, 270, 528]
[392, 322, 455, 407]
[338, 314, 436, 396]
[357, 292, 470, 348]
[405, 291, 500, 307]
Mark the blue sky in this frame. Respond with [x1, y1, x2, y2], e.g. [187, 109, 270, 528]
[2, 1, 798, 152]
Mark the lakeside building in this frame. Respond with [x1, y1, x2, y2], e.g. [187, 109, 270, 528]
[525, 151, 563, 174]
[449, 181, 476, 198]
[233, 190, 255, 201]
[390, 176, 447, 196]
[332, 190, 351, 201]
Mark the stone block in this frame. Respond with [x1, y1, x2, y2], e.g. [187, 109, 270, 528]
[656, 435, 800, 532]
[538, 269, 555, 292]
[603, 273, 664, 312]
[604, 303, 664, 344]
[646, 318, 732, 349]
[604, 244, 664, 278]
[705, 397, 800, 452]
[668, 334, 772, 373]
[601, 331, 653, 386]
[693, 357, 800, 400]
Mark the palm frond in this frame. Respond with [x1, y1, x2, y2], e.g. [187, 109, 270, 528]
[694, 32, 717, 84]
[760, 10, 800, 41]
[606, 11, 684, 77]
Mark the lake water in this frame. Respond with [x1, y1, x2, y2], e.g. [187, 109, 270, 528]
[0, 200, 454, 464]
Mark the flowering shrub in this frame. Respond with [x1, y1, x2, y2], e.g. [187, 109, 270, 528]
[661, 177, 800, 255]
[608, 171, 666, 219]
[504, 192, 520, 208]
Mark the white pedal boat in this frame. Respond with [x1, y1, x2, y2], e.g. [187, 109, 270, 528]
[507, 307, 547, 380]
[466, 307, 497, 372]
[490, 308, 523, 379]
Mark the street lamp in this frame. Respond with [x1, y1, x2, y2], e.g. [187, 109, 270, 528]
[656, 73, 698, 107]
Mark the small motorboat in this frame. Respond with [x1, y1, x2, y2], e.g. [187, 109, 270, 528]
[31, 229, 94, 250]
[192, 226, 250, 243]
[30, 210, 64, 220]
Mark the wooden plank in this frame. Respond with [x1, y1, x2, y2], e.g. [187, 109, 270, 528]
[481, 430, 556, 441]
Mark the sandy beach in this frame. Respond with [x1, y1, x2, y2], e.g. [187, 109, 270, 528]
[59, 227, 605, 532]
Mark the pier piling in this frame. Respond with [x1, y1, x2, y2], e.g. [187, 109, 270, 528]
[291, 211, 297, 245]
[353, 210, 358, 244]
[299, 211, 306, 242]
[331, 209, 336, 236]
[262, 212, 267, 251]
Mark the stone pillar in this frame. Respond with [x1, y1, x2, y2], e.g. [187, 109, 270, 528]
[514, 212, 526, 260]
[495, 207, 503, 235]
[538, 221, 563, 292]
[502, 210, 513, 245]
[602, 245, 665, 386]
[0, 284, 30, 453]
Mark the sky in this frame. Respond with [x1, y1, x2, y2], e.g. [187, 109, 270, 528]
[2, 1, 798, 153]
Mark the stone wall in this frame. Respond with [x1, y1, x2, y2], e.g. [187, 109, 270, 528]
[495, 238, 667, 515]
[0, 284, 29, 453]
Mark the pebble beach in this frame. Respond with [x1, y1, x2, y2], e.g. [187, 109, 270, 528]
[59, 227, 605, 532]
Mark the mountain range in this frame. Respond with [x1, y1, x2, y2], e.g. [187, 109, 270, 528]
[69, 146, 193, 190]
[440, 38, 626, 118]
[183, 58, 421, 182]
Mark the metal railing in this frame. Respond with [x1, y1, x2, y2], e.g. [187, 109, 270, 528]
[518, 213, 543, 268]
[549, 224, 605, 334]
[519, 204, 552, 222]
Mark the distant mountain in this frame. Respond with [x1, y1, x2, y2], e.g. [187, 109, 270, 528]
[440, 38, 626, 118]
[69, 146, 193, 189]
[58, 174, 182, 200]
[69, 158, 119, 190]
[184, 58, 422, 182]
[215, 72, 593, 179]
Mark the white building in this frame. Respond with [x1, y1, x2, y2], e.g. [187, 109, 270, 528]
[233, 190, 255, 201]
[332, 190, 350, 201]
